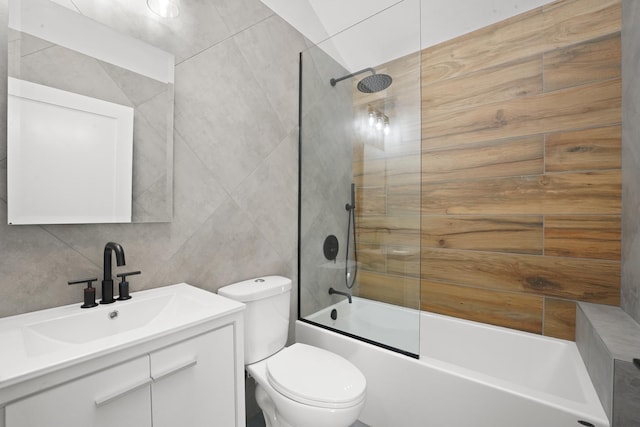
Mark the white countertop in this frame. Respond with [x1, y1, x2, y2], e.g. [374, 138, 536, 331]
[0, 283, 245, 390]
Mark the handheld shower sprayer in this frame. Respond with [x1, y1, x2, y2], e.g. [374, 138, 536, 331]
[346, 183, 356, 211]
[345, 183, 358, 289]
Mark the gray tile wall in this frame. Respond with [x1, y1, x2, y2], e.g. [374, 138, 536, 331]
[613, 359, 640, 426]
[622, 0, 640, 323]
[576, 305, 615, 420]
[0, 0, 307, 336]
[577, 302, 640, 426]
[582, 3, 640, 424]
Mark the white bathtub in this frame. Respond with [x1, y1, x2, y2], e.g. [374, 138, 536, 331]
[297, 298, 609, 427]
[306, 297, 420, 355]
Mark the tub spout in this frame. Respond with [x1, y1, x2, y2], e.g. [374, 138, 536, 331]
[328, 287, 352, 304]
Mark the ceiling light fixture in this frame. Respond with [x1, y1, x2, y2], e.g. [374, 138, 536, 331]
[147, 0, 180, 18]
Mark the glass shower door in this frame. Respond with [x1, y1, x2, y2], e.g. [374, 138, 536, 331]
[298, 1, 422, 357]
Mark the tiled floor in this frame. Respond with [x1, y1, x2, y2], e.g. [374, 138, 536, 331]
[247, 413, 369, 427]
[246, 414, 265, 427]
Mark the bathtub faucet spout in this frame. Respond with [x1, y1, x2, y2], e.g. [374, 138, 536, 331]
[329, 287, 352, 304]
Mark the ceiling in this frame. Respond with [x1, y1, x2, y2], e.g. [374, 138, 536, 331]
[261, 0, 556, 71]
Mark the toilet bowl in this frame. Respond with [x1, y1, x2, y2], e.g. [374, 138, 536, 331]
[248, 343, 365, 427]
[218, 276, 366, 427]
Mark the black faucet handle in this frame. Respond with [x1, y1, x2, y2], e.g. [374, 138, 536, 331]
[68, 277, 99, 309]
[68, 277, 98, 286]
[116, 271, 141, 301]
[116, 271, 141, 280]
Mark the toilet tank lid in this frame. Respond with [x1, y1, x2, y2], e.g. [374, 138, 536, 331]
[217, 276, 292, 302]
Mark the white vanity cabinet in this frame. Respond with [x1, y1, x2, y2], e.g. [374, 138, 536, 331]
[4, 325, 240, 427]
[151, 325, 236, 427]
[0, 284, 246, 427]
[6, 356, 152, 427]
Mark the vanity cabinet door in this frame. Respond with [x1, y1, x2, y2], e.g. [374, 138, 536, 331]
[5, 356, 152, 427]
[151, 325, 237, 427]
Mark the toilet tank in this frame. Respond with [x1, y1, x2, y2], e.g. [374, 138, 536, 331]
[218, 276, 292, 364]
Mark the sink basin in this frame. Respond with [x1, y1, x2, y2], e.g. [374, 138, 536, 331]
[26, 294, 173, 345]
[0, 283, 245, 386]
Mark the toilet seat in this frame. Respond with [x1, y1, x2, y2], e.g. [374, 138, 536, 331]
[266, 343, 366, 409]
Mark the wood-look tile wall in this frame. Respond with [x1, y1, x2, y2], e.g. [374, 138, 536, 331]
[355, 0, 622, 340]
[352, 49, 423, 312]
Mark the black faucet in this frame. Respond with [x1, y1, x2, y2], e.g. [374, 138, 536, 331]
[328, 287, 352, 304]
[101, 242, 126, 304]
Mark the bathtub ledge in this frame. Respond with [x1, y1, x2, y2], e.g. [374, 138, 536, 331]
[577, 302, 640, 426]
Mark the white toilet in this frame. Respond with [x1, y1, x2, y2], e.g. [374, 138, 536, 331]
[218, 276, 366, 427]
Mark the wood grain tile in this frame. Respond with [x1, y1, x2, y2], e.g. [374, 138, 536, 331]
[422, 136, 544, 182]
[541, 0, 621, 50]
[422, 171, 621, 215]
[354, 158, 386, 188]
[357, 216, 420, 246]
[386, 155, 421, 187]
[543, 298, 577, 340]
[421, 280, 544, 333]
[357, 270, 420, 308]
[421, 0, 620, 83]
[357, 242, 387, 272]
[422, 57, 542, 114]
[421, 215, 543, 254]
[421, 248, 620, 304]
[352, 0, 622, 342]
[543, 33, 621, 92]
[422, 79, 621, 149]
[545, 126, 621, 172]
[356, 186, 386, 216]
[544, 215, 621, 260]
[387, 184, 421, 216]
[386, 245, 420, 278]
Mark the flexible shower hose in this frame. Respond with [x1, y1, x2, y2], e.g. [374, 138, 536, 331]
[345, 199, 358, 289]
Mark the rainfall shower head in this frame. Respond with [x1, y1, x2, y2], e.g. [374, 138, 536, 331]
[357, 73, 393, 93]
[330, 67, 392, 93]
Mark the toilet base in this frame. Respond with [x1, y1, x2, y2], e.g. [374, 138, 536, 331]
[253, 381, 363, 427]
[256, 384, 293, 427]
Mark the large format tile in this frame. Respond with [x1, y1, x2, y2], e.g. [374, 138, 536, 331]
[0, 0, 303, 324]
[0, 201, 102, 317]
[213, 0, 273, 36]
[576, 305, 614, 420]
[231, 130, 298, 261]
[97, 59, 170, 108]
[622, 0, 640, 324]
[235, 14, 308, 132]
[613, 359, 640, 426]
[174, 36, 287, 193]
[149, 197, 290, 293]
[131, 110, 168, 198]
[621, 230, 640, 322]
